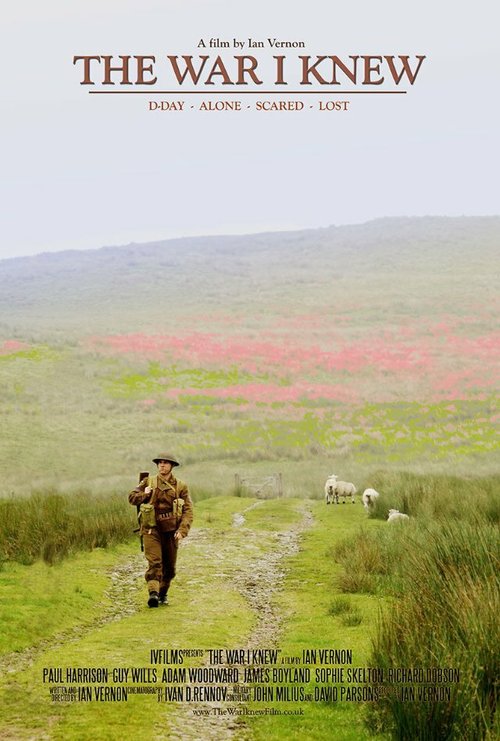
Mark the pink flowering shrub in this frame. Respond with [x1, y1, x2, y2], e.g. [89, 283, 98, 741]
[85, 318, 499, 405]
[163, 382, 359, 404]
[0, 340, 29, 355]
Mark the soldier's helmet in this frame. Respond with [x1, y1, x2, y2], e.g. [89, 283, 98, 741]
[152, 453, 180, 467]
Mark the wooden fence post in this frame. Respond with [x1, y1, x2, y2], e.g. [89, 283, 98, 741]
[277, 472, 283, 497]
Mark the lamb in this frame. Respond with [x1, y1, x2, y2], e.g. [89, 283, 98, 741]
[324, 474, 338, 504]
[362, 488, 380, 510]
[387, 509, 410, 523]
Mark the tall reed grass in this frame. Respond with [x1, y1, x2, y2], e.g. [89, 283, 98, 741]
[0, 483, 243, 566]
[368, 520, 499, 740]
[0, 490, 135, 566]
[366, 472, 500, 525]
[333, 474, 500, 739]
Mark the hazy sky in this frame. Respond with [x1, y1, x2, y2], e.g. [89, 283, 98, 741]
[1, 1, 498, 258]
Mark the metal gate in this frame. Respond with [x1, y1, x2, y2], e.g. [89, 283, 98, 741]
[234, 473, 283, 498]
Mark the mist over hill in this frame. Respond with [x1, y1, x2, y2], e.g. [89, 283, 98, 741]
[1, 216, 498, 338]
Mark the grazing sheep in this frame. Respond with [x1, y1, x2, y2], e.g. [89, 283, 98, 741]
[362, 488, 380, 510]
[387, 509, 410, 523]
[334, 480, 357, 504]
[324, 474, 338, 504]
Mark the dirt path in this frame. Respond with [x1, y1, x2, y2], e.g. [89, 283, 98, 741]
[161, 500, 314, 741]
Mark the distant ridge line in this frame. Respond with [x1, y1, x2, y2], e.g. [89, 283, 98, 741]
[1, 215, 499, 264]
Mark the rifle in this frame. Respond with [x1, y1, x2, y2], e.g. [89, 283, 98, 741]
[136, 470, 149, 552]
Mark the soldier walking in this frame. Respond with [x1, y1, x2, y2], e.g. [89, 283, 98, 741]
[129, 454, 193, 607]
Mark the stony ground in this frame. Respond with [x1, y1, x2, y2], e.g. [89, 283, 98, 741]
[163, 501, 313, 740]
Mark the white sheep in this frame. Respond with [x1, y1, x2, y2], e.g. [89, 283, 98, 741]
[324, 474, 338, 504]
[387, 509, 410, 523]
[334, 480, 357, 504]
[362, 488, 380, 511]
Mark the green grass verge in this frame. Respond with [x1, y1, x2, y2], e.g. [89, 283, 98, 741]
[0, 543, 132, 655]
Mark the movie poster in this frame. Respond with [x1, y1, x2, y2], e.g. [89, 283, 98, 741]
[1, 2, 498, 740]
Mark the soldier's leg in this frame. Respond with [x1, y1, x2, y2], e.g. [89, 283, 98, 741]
[143, 529, 163, 597]
[159, 532, 178, 598]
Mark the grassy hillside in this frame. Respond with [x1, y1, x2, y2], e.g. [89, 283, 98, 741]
[1, 216, 499, 335]
[0, 217, 498, 492]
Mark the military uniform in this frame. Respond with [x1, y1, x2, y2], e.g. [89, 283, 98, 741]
[129, 455, 193, 606]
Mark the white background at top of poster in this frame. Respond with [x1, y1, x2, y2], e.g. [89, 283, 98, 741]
[1, 0, 498, 258]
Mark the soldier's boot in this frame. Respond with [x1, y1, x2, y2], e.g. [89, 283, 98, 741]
[158, 587, 169, 605]
[147, 591, 159, 608]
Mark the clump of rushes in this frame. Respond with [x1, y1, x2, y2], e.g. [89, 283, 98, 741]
[0, 490, 134, 565]
[367, 520, 500, 740]
[332, 526, 409, 595]
[0, 483, 244, 566]
[328, 596, 352, 616]
[340, 609, 363, 627]
[337, 570, 376, 595]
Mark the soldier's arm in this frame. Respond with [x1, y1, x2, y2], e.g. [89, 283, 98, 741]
[128, 477, 151, 506]
[177, 484, 194, 538]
